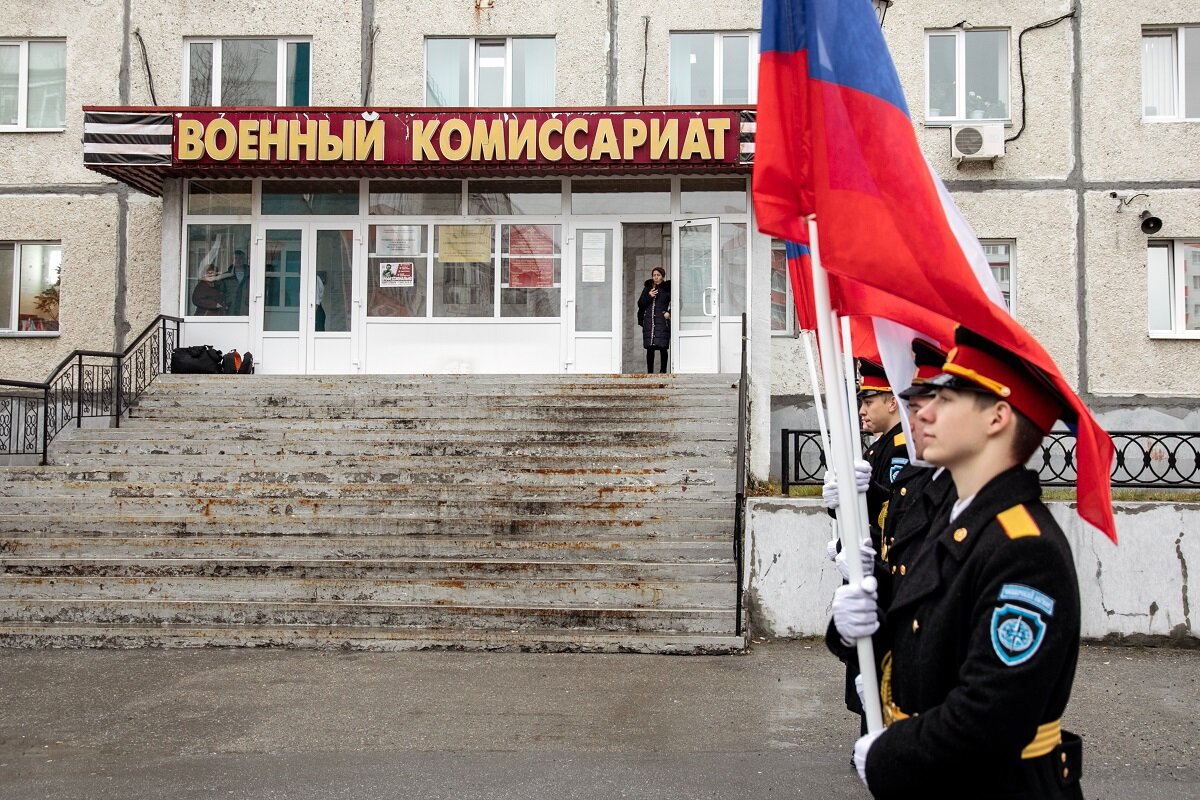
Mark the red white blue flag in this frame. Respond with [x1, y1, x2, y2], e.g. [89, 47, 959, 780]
[754, 0, 1117, 542]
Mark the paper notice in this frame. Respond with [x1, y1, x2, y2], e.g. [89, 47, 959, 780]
[375, 225, 422, 256]
[380, 262, 415, 288]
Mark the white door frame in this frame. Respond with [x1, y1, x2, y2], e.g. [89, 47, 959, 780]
[565, 221, 622, 373]
[671, 217, 721, 374]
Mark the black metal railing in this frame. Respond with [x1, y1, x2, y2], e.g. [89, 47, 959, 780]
[780, 428, 1200, 493]
[0, 315, 181, 464]
[733, 313, 748, 637]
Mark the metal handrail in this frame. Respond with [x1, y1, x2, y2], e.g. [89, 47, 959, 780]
[0, 315, 182, 464]
[733, 312, 749, 637]
[780, 428, 1200, 492]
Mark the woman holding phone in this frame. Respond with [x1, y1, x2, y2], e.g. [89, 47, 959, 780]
[637, 266, 671, 373]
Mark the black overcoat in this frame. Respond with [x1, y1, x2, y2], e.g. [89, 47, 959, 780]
[637, 279, 671, 349]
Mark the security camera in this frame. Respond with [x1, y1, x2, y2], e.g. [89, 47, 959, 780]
[1140, 211, 1163, 235]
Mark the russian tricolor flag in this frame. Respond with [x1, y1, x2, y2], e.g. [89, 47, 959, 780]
[754, 0, 1117, 542]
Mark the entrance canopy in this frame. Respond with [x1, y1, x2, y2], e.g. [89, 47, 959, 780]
[83, 106, 758, 196]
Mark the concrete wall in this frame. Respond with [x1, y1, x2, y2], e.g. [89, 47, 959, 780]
[744, 498, 1200, 644]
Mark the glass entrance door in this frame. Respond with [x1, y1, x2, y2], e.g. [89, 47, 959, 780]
[254, 224, 360, 374]
[672, 218, 721, 373]
[566, 223, 620, 373]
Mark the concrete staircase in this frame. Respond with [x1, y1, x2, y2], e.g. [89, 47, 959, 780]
[0, 374, 744, 653]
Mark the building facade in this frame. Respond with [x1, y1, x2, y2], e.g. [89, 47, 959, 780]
[1, 1, 1198, 482]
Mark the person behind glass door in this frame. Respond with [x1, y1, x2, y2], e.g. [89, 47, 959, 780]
[222, 249, 250, 315]
[315, 270, 327, 332]
[191, 265, 226, 316]
[637, 266, 671, 373]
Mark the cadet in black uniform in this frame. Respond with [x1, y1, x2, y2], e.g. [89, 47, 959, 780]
[837, 326, 1085, 799]
[856, 358, 909, 551]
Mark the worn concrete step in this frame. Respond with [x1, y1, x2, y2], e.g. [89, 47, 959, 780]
[0, 478, 733, 501]
[0, 495, 730, 519]
[145, 377, 738, 394]
[0, 622, 746, 654]
[0, 513, 732, 538]
[0, 599, 737, 633]
[58, 428, 736, 445]
[71, 419, 737, 435]
[1, 557, 733, 582]
[48, 440, 734, 458]
[41, 452, 733, 470]
[126, 407, 733, 423]
[0, 535, 731, 563]
[0, 574, 732, 608]
[0, 464, 735, 488]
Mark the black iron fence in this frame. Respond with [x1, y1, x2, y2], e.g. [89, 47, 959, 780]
[780, 428, 1200, 493]
[0, 315, 181, 464]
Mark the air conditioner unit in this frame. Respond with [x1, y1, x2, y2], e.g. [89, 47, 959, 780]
[950, 123, 1005, 160]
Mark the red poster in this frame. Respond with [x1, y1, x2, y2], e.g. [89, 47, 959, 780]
[509, 225, 555, 256]
[509, 258, 555, 289]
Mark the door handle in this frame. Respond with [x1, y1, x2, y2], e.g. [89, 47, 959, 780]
[702, 287, 718, 317]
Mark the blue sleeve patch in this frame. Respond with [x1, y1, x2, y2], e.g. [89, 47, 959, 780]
[999, 583, 1056, 616]
[888, 457, 908, 483]
[991, 604, 1047, 666]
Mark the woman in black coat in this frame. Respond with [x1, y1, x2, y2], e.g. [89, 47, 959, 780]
[637, 267, 671, 373]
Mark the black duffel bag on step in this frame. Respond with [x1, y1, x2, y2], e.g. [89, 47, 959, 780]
[170, 345, 223, 374]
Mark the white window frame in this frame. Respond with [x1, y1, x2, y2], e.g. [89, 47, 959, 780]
[424, 37, 556, 107]
[1147, 240, 1200, 338]
[924, 28, 1012, 124]
[181, 37, 312, 106]
[0, 39, 66, 132]
[981, 239, 1016, 314]
[668, 31, 760, 105]
[0, 241, 62, 337]
[1142, 27, 1199, 122]
[769, 239, 796, 336]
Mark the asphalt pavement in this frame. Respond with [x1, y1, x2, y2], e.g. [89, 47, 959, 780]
[0, 640, 1195, 799]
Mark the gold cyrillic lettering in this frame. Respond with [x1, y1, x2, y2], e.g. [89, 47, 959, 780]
[205, 117, 237, 161]
[412, 120, 439, 161]
[563, 118, 589, 160]
[621, 118, 647, 160]
[177, 119, 205, 160]
[341, 120, 356, 161]
[257, 120, 288, 161]
[355, 119, 384, 161]
[317, 120, 343, 161]
[707, 117, 731, 160]
[650, 118, 678, 160]
[471, 119, 506, 161]
[237, 120, 260, 161]
[680, 118, 711, 160]
[440, 118, 470, 161]
[508, 119, 536, 160]
[538, 118, 563, 161]
[590, 118, 619, 161]
[288, 119, 318, 161]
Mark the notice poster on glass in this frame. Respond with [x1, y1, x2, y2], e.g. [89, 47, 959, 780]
[509, 224, 556, 256]
[375, 225, 422, 256]
[380, 261, 415, 288]
[580, 231, 608, 283]
[509, 258, 556, 288]
[439, 225, 494, 262]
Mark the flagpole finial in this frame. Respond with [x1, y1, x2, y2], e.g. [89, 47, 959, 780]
[872, 0, 894, 27]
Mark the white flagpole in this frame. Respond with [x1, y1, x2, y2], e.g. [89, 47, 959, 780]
[801, 330, 832, 459]
[807, 216, 884, 734]
[839, 315, 872, 540]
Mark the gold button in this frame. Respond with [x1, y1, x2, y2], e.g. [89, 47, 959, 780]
[900, 487, 907, 496]
[953, 528, 968, 542]
[1062, 768, 1069, 779]
[891, 565, 897, 574]
[912, 619, 920, 633]
[899, 565, 907, 576]
[1060, 753, 1067, 764]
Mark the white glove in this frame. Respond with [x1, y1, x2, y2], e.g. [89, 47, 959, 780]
[833, 575, 879, 646]
[821, 461, 872, 511]
[835, 538, 877, 582]
[821, 469, 839, 510]
[854, 729, 885, 786]
[853, 458, 871, 493]
[854, 673, 865, 710]
[825, 536, 838, 563]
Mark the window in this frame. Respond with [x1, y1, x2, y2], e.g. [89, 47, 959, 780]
[669, 32, 758, 104]
[0, 40, 66, 129]
[982, 240, 1015, 311]
[184, 225, 252, 317]
[0, 242, 61, 333]
[425, 37, 555, 106]
[1148, 241, 1200, 335]
[1142, 28, 1200, 120]
[184, 38, 311, 106]
[770, 239, 795, 335]
[925, 29, 1010, 122]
